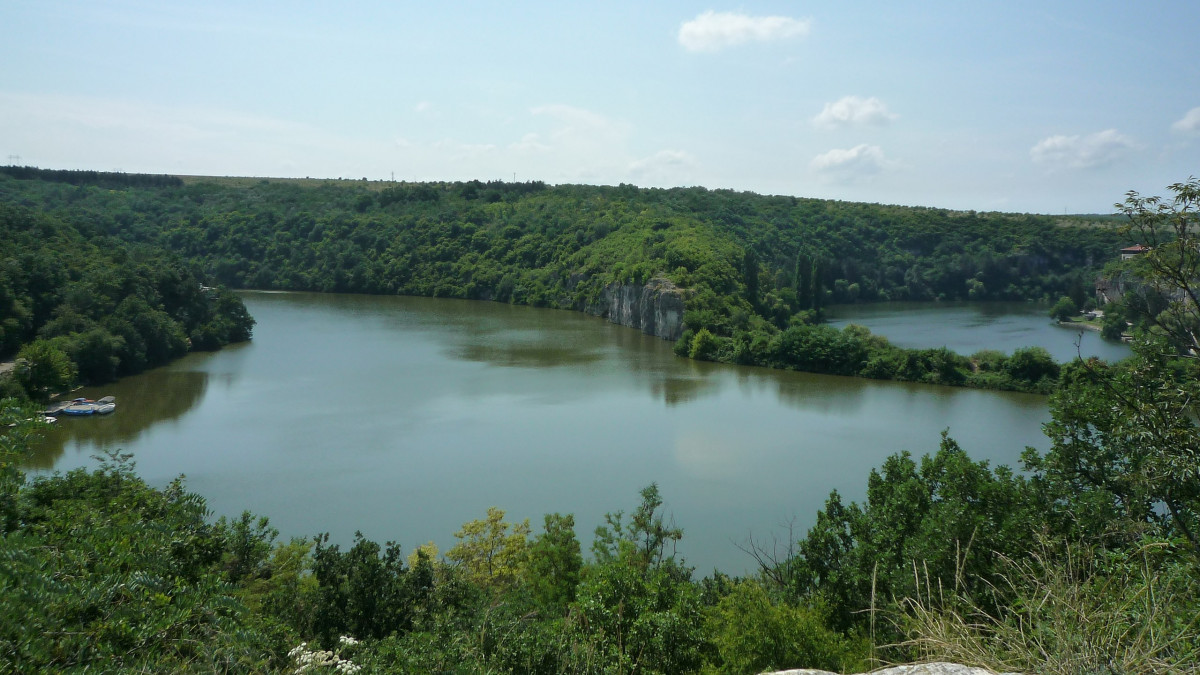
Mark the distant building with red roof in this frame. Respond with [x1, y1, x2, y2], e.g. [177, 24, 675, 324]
[1121, 244, 1151, 260]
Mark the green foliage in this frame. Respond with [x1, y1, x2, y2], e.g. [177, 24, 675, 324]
[0, 178, 1191, 672]
[673, 328, 695, 357]
[1049, 295, 1077, 321]
[0, 201, 254, 395]
[13, 339, 75, 401]
[1113, 178, 1200, 353]
[525, 513, 582, 614]
[0, 430, 722, 674]
[1101, 307, 1128, 340]
[574, 484, 704, 674]
[0, 172, 1121, 393]
[238, 537, 318, 636]
[0, 165, 183, 188]
[750, 433, 1039, 639]
[767, 323, 870, 376]
[217, 511, 278, 586]
[704, 581, 868, 673]
[1, 450, 280, 673]
[591, 483, 684, 569]
[0, 399, 41, 532]
[770, 181, 1200, 671]
[190, 289, 257, 351]
[1003, 346, 1060, 390]
[446, 506, 531, 593]
[311, 532, 437, 644]
[1026, 340, 1200, 550]
[688, 327, 720, 361]
[66, 327, 124, 383]
[574, 551, 705, 675]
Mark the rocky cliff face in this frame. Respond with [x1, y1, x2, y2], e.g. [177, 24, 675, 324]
[586, 277, 685, 341]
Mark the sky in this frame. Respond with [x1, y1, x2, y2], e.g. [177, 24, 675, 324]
[1, 0, 1197, 214]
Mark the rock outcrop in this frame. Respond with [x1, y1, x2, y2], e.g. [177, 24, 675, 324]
[587, 277, 685, 341]
[770, 663, 1020, 675]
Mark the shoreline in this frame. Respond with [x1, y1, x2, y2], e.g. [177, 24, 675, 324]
[1056, 319, 1102, 332]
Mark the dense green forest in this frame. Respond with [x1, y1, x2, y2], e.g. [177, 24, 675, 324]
[0, 177, 1196, 673]
[0, 167, 1126, 392]
[0, 198, 254, 402]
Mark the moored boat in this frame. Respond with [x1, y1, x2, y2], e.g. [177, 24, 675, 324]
[61, 398, 97, 415]
[46, 395, 116, 416]
[95, 396, 116, 414]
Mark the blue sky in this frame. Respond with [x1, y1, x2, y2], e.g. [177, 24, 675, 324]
[2, 1, 1197, 213]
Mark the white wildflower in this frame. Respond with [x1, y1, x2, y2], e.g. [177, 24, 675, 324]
[288, 640, 360, 675]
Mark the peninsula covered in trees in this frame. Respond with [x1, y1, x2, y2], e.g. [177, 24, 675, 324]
[0, 192, 254, 402]
[1, 167, 1126, 394]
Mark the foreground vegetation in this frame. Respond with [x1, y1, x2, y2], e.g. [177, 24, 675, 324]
[2, 328, 1197, 673]
[2, 175, 1195, 673]
[1, 166, 1126, 393]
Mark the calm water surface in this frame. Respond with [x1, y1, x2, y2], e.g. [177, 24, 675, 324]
[827, 301, 1130, 363]
[32, 293, 1053, 574]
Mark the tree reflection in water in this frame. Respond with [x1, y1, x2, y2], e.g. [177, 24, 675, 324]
[25, 369, 210, 470]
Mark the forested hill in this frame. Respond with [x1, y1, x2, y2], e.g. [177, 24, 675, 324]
[0, 168, 1125, 391]
[0, 196, 255, 402]
[1, 168, 1122, 309]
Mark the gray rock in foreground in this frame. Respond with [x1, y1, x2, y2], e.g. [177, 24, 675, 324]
[770, 662, 1019, 675]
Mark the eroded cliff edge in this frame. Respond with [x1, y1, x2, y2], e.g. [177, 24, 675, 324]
[585, 277, 685, 341]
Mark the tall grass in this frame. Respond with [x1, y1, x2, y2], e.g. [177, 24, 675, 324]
[895, 540, 1200, 674]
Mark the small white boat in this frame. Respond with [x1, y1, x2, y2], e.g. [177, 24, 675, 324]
[95, 396, 116, 415]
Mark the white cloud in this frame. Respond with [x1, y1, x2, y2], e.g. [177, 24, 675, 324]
[432, 140, 497, 161]
[1172, 107, 1200, 134]
[813, 96, 897, 128]
[509, 132, 550, 153]
[1029, 129, 1137, 169]
[0, 91, 361, 176]
[531, 104, 627, 143]
[628, 150, 696, 186]
[0, 92, 655, 185]
[0, 91, 310, 140]
[510, 104, 633, 182]
[810, 144, 890, 179]
[414, 100, 432, 114]
[678, 11, 810, 52]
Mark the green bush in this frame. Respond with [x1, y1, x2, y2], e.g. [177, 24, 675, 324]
[704, 581, 868, 673]
[1050, 296, 1077, 321]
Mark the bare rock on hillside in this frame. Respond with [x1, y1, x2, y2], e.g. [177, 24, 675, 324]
[590, 276, 685, 340]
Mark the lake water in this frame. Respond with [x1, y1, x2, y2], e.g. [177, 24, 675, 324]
[30, 293, 1056, 575]
[827, 301, 1130, 363]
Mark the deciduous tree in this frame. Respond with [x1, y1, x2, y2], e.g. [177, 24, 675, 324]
[446, 506, 531, 592]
